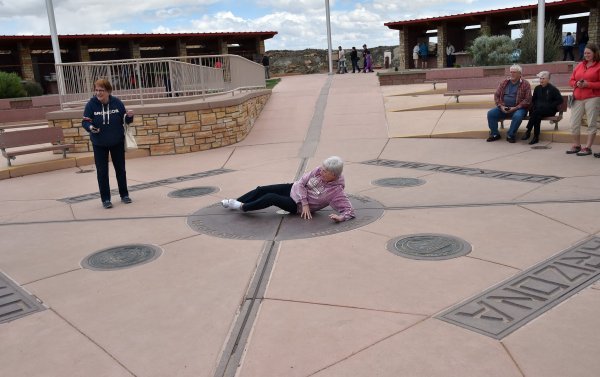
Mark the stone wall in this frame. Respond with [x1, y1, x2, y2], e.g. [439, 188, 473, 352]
[47, 91, 270, 155]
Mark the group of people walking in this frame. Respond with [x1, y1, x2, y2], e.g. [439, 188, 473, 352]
[487, 42, 600, 158]
[337, 44, 374, 74]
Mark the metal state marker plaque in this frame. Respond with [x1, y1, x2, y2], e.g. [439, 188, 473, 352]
[387, 234, 472, 260]
[437, 237, 600, 339]
[82, 244, 163, 271]
[168, 186, 219, 198]
[187, 195, 384, 241]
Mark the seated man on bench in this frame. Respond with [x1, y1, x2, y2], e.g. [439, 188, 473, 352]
[486, 64, 532, 143]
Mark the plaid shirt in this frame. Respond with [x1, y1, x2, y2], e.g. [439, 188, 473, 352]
[494, 78, 532, 110]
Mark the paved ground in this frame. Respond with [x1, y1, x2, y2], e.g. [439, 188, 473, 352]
[1, 73, 600, 377]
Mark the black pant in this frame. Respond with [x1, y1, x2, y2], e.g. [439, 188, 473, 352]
[563, 46, 574, 61]
[93, 142, 128, 202]
[351, 59, 359, 73]
[237, 183, 297, 213]
[525, 109, 557, 136]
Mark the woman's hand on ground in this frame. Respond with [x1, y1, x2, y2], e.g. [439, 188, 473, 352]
[329, 214, 344, 222]
[301, 204, 312, 219]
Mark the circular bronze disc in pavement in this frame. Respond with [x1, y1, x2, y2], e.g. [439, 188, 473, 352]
[372, 177, 425, 188]
[187, 195, 384, 241]
[168, 186, 219, 198]
[82, 244, 163, 271]
[386, 233, 471, 260]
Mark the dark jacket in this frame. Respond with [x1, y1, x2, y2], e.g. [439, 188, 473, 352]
[531, 83, 563, 114]
[350, 49, 358, 62]
[82, 95, 133, 147]
[262, 55, 270, 67]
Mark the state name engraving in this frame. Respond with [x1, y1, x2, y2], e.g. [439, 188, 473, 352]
[437, 237, 600, 339]
[59, 169, 233, 203]
[362, 159, 562, 184]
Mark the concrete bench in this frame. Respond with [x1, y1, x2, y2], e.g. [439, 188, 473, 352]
[425, 67, 486, 89]
[500, 95, 569, 131]
[0, 127, 74, 166]
[504, 62, 573, 76]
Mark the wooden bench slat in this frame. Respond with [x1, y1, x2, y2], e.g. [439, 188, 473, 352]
[3, 144, 74, 158]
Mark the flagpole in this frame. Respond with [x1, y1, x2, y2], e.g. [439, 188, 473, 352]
[45, 0, 65, 95]
[325, 0, 333, 74]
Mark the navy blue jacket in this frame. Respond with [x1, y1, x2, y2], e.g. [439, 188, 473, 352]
[82, 95, 133, 147]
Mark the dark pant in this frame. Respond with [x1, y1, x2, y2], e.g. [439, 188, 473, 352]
[93, 142, 128, 202]
[237, 183, 298, 213]
[563, 46, 574, 61]
[351, 59, 359, 73]
[526, 109, 557, 136]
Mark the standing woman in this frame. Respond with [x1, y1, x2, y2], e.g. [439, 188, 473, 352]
[567, 44, 600, 156]
[82, 79, 134, 208]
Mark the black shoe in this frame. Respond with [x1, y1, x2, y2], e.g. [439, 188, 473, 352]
[566, 145, 581, 154]
[486, 134, 501, 142]
[528, 136, 539, 145]
[594, 152, 600, 158]
[521, 130, 531, 140]
[121, 196, 132, 204]
[507, 137, 516, 143]
[102, 201, 113, 209]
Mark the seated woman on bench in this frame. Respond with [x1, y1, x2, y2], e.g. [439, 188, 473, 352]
[221, 156, 355, 222]
[521, 71, 563, 145]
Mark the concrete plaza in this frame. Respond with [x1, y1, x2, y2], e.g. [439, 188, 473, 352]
[1, 73, 599, 377]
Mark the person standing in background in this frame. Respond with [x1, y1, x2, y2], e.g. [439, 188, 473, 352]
[578, 27, 589, 61]
[563, 32, 575, 61]
[446, 43, 455, 68]
[350, 47, 359, 73]
[262, 54, 270, 79]
[412, 44, 419, 69]
[337, 46, 347, 74]
[419, 42, 429, 69]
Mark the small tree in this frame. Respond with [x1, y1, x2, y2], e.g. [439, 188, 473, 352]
[0, 71, 27, 99]
[469, 35, 516, 66]
[518, 19, 562, 63]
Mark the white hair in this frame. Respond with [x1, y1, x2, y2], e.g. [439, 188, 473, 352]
[510, 64, 523, 73]
[538, 70, 551, 79]
[322, 156, 344, 176]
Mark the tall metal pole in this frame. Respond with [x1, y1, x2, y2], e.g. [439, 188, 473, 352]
[325, 0, 333, 74]
[537, 0, 545, 64]
[45, 0, 65, 95]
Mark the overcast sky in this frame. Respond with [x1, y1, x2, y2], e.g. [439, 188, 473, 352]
[0, 0, 562, 50]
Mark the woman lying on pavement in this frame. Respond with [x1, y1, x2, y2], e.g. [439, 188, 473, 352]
[221, 156, 355, 222]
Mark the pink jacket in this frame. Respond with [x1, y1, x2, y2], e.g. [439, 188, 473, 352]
[290, 166, 355, 221]
[570, 61, 600, 100]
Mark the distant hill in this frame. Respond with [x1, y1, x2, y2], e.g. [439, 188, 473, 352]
[266, 46, 398, 75]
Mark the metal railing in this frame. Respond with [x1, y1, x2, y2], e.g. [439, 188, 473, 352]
[56, 54, 266, 109]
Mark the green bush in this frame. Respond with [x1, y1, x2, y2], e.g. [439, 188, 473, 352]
[469, 35, 516, 66]
[0, 71, 27, 99]
[517, 20, 562, 64]
[22, 81, 44, 97]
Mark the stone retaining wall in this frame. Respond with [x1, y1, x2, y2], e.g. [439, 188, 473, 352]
[46, 90, 270, 155]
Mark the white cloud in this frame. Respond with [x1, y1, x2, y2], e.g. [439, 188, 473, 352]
[0, 0, 561, 49]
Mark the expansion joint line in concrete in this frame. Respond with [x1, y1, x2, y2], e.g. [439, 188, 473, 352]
[214, 77, 332, 376]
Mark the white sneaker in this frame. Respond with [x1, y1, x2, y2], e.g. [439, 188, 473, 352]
[221, 199, 230, 208]
[228, 199, 243, 210]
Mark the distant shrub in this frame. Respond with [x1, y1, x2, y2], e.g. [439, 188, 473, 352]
[22, 81, 44, 97]
[469, 35, 516, 66]
[518, 19, 562, 64]
[0, 71, 27, 99]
